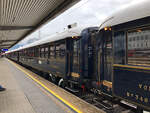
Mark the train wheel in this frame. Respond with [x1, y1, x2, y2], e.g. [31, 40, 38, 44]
[58, 78, 65, 88]
[48, 73, 52, 81]
[51, 74, 56, 83]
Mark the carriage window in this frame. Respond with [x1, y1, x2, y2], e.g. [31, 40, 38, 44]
[114, 31, 126, 64]
[127, 27, 150, 66]
[56, 44, 60, 57]
[40, 47, 45, 58]
[145, 35, 148, 40]
[55, 42, 66, 58]
[141, 36, 144, 40]
[72, 39, 80, 73]
[59, 42, 66, 57]
[50, 46, 55, 57]
[24, 50, 27, 56]
[27, 49, 30, 57]
[35, 47, 39, 57]
[45, 47, 49, 58]
[30, 48, 34, 57]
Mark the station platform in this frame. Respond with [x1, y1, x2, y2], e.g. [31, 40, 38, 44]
[0, 58, 104, 113]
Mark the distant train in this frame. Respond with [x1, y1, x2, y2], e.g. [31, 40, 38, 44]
[5, 0, 150, 111]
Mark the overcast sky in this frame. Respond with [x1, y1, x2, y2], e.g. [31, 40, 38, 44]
[12, 0, 143, 49]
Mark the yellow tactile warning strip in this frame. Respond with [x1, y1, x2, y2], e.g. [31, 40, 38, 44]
[7, 59, 82, 113]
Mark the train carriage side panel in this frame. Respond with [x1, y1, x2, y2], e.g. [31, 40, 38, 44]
[112, 15, 150, 110]
[46, 40, 67, 77]
[19, 39, 68, 79]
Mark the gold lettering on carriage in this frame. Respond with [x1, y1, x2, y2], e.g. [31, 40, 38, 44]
[139, 84, 150, 91]
[125, 83, 150, 104]
[126, 91, 149, 103]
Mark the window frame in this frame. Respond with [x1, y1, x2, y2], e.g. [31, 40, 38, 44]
[127, 26, 150, 66]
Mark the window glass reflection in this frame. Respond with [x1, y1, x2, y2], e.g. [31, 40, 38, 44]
[114, 31, 126, 64]
[128, 27, 150, 66]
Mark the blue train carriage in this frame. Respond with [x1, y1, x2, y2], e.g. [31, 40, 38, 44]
[98, 0, 150, 111]
[8, 26, 85, 83]
[6, 26, 99, 93]
[5, 27, 83, 82]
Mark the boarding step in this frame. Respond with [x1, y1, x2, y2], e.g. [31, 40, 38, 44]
[68, 80, 79, 84]
[65, 87, 79, 93]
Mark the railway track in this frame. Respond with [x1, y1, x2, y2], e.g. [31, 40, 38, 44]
[78, 93, 136, 113]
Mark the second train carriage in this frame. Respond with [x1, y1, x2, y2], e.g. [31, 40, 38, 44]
[6, 26, 98, 92]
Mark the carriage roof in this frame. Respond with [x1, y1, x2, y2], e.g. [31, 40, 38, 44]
[6, 26, 87, 53]
[100, 0, 150, 30]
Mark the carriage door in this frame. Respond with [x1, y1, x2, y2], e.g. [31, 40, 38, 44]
[101, 31, 113, 91]
[66, 39, 73, 77]
[66, 38, 80, 81]
[71, 38, 80, 78]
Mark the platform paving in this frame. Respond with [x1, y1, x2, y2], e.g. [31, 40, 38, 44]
[0, 58, 70, 113]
